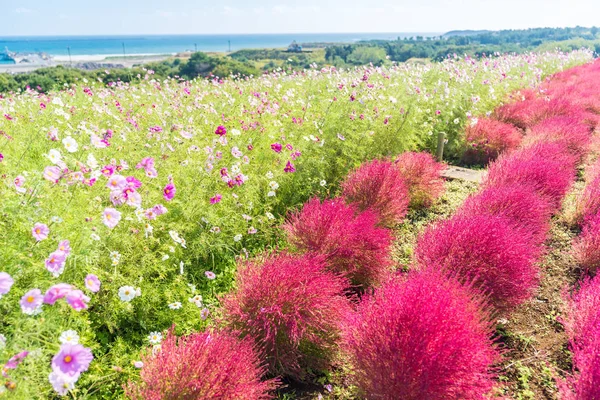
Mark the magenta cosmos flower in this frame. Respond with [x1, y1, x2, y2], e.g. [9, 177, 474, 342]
[284, 161, 296, 173]
[163, 183, 176, 201]
[32, 223, 50, 241]
[43, 283, 73, 305]
[0, 272, 14, 298]
[4, 351, 29, 370]
[20, 289, 44, 314]
[215, 125, 227, 136]
[102, 208, 121, 229]
[45, 251, 67, 275]
[51, 343, 93, 377]
[210, 194, 222, 204]
[84, 274, 101, 293]
[66, 290, 90, 311]
[271, 143, 283, 153]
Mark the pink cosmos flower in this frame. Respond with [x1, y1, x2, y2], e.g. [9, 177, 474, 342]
[4, 351, 29, 370]
[14, 175, 26, 193]
[205, 271, 216, 280]
[0, 272, 14, 297]
[210, 194, 222, 204]
[145, 167, 158, 178]
[45, 251, 67, 275]
[125, 190, 142, 208]
[43, 166, 62, 183]
[57, 240, 71, 255]
[126, 176, 142, 189]
[163, 183, 176, 201]
[66, 290, 90, 311]
[106, 174, 127, 191]
[20, 289, 43, 314]
[51, 343, 93, 377]
[43, 283, 73, 305]
[101, 165, 115, 177]
[32, 223, 50, 241]
[84, 274, 101, 293]
[215, 125, 227, 136]
[49, 371, 77, 396]
[152, 204, 167, 216]
[102, 208, 121, 229]
[109, 190, 125, 206]
[271, 143, 283, 153]
[136, 157, 154, 169]
[284, 161, 296, 173]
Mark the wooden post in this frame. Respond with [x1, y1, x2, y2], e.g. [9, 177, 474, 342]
[436, 132, 446, 161]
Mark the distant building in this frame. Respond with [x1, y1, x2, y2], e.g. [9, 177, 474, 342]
[287, 41, 303, 53]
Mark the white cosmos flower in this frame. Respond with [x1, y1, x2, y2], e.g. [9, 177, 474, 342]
[234, 234, 242, 242]
[267, 191, 276, 197]
[265, 171, 274, 179]
[269, 181, 279, 190]
[189, 294, 203, 307]
[62, 136, 79, 153]
[0, 334, 6, 349]
[148, 332, 163, 345]
[47, 149, 62, 164]
[320, 180, 327, 187]
[118, 286, 136, 302]
[59, 330, 79, 345]
[168, 302, 182, 310]
[265, 212, 275, 220]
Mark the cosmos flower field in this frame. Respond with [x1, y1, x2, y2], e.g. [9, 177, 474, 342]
[0, 49, 598, 398]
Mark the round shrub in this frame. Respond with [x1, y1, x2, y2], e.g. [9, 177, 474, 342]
[394, 151, 446, 209]
[483, 142, 577, 210]
[560, 276, 600, 400]
[341, 159, 410, 226]
[125, 327, 278, 400]
[573, 213, 600, 273]
[574, 174, 600, 227]
[341, 271, 500, 399]
[284, 197, 393, 289]
[458, 185, 552, 248]
[220, 253, 352, 380]
[525, 116, 592, 161]
[462, 118, 522, 165]
[415, 214, 539, 311]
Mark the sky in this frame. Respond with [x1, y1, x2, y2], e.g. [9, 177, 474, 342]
[1, 0, 599, 36]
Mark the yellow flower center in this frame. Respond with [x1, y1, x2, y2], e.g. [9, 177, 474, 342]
[26, 296, 34, 303]
[87, 279, 93, 286]
[64, 355, 72, 363]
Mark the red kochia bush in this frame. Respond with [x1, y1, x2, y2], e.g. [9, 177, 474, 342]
[125, 328, 278, 400]
[341, 159, 410, 226]
[415, 214, 539, 311]
[220, 253, 351, 380]
[458, 185, 552, 248]
[341, 271, 500, 399]
[573, 213, 600, 273]
[574, 174, 600, 227]
[394, 151, 446, 209]
[462, 118, 522, 165]
[525, 116, 592, 161]
[559, 276, 600, 399]
[483, 142, 577, 210]
[284, 197, 393, 289]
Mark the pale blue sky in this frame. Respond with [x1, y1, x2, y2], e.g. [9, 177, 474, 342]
[1, 0, 599, 36]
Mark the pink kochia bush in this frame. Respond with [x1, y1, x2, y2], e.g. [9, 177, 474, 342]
[463, 118, 523, 165]
[341, 271, 500, 399]
[394, 151, 446, 209]
[415, 214, 539, 311]
[125, 327, 277, 400]
[483, 142, 577, 210]
[573, 213, 600, 273]
[220, 253, 352, 380]
[458, 185, 552, 248]
[559, 276, 600, 399]
[284, 198, 393, 289]
[574, 173, 600, 227]
[526, 116, 592, 161]
[341, 159, 410, 226]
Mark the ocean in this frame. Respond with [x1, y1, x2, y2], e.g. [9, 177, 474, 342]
[0, 33, 440, 61]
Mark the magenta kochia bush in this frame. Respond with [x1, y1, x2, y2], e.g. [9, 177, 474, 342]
[220, 253, 352, 380]
[415, 214, 539, 311]
[573, 213, 600, 273]
[459, 185, 552, 248]
[394, 151, 446, 209]
[284, 197, 393, 289]
[483, 142, 577, 210]
[574, 174, 600, 227]
[463, 118, 522, 165]
[341, 159, 410, 226]
[559, 276, 600, 399]
[125, 328, 278, 400]
[341, 271, 500, 399]
[526, 116, 592, 161]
